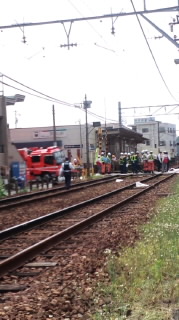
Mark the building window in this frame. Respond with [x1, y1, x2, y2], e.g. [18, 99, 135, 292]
[146, 140, 150, 146]
[142, 128, 149, 133]
[159, 127, 165, 133]
[159, 141, 166, 146]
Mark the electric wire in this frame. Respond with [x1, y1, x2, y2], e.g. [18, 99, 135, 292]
[130, 0, 178, 102]
[2, 74, 75, 107]
[1, 74, 118, 123]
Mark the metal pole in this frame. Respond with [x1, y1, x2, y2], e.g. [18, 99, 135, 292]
[83, 95, 92, 178]
[85, 105, 90, 177]
[79, 120, 82, 163]
[52, 105, 57, 146]
[144, 0, 146, 11]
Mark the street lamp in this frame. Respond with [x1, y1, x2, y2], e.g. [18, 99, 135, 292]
[83, 95, 92, 177]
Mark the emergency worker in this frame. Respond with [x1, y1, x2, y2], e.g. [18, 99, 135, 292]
[157, 151, 163, 172]
[140, 150, 145, 172]
[143, 150, 149, 172]
[106, 152, 112, 173]
[123, 153, 127, 173]
[119, 153, 124, 173]
[147, 151, 155, 174]
[131, 151, 139, 174]
[162, 151, 170, 172]
[100, 152, 106, 174]
[61, 157, 74, 189]
[127, 153, 132, 173]
[96, 155, 102, 174]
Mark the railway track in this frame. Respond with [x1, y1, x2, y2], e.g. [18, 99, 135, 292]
[0, 174, 123, 209]
[0, 173, 174, 280]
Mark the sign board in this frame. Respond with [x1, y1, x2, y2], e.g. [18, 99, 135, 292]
[93, 122, 101, 127]
[64, 145, 82, 149]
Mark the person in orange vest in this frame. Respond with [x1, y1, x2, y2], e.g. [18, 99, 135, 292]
[147, 151, 155, 174]
[100, 152, 106, 174]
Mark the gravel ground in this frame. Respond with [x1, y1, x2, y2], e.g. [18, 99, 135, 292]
[0, 174, 178, 320]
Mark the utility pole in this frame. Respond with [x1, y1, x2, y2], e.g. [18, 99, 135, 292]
[52, 105, 57, 146]
[118, 101, 122, 153]
[79, 119, 83, 164]
[143, 0, 147, 11]
[83, 95, 92, 177]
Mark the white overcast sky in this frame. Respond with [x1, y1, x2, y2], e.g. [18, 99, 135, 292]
[0, 0, 179, 131]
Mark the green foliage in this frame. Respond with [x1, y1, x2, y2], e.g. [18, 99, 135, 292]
[0, 177, 6, 197]
[93, 177, 179, 320]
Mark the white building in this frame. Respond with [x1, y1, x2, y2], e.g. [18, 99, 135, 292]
[132, 117, 176, 158]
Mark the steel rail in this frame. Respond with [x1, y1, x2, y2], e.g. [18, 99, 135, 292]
[0, 173, 174, 277]
[0, 174, 122, 209]
[0, 174, 163, 240]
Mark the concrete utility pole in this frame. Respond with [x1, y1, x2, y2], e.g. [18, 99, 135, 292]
[83, 95, 92, 177]
[52, 105, 57, 146]
[118, 102, 122, 153]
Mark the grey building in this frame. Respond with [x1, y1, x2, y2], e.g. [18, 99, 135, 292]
[133, 117, 176, 158]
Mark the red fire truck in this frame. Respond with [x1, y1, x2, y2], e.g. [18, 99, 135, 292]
[18, 146, 66, 182]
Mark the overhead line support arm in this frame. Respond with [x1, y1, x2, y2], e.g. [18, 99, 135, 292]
[0, 6, 178, 30]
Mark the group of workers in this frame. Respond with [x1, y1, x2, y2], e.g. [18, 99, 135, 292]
[61, 149, 171, 189]
[95, 150, 171, 175]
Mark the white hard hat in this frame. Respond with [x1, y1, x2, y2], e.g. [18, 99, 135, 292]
[120, 152, 123, 155]
[128, 153, 131, 155]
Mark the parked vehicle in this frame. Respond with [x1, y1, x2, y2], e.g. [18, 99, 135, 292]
[18, 146, 66, 182]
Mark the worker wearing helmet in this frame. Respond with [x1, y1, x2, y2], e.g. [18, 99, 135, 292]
[147, 151, 155, 174]
[119, 153, 124, 173]
[96, 155, 102, 174]
[106, 152, 112, 173]
[162, 151, 170, 172]
[131, 151, 139, 174]
[61, 157, 74, 189]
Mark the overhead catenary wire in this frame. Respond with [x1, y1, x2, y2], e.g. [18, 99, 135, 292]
[2, 73, 75, 107]
[1, 73, 118, 123]
[0, 6, 178, 30]
[130, 0, 178, 103]
[2, 73, 179, 124]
